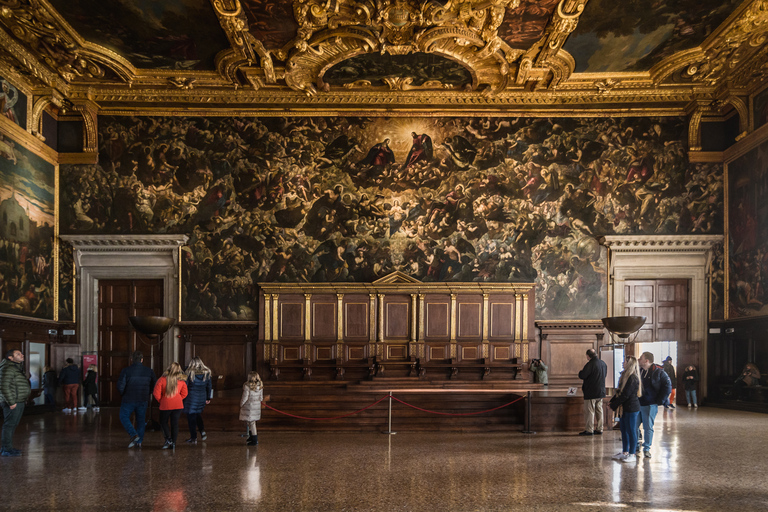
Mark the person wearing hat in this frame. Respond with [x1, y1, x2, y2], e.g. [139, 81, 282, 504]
[662, 356, 677, 409]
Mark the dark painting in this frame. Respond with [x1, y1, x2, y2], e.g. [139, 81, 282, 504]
[48, 0, 231, 70]
[727, 138, 768, 319]
[324, 53, 472, 88]
[60, 115, 722, 322]
[710, 242, 725, 321]
[242, 0, 299, 51]
[754, 86, 768, 131]
[0, 77, 27, 129]
[498, 0, 560, 50]
[564, 0, 741, 73]
[0, 132, 55, 319]
[58, 243, 74, 322]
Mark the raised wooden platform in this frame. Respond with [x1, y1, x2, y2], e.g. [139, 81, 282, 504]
[197, 380, 592, 433]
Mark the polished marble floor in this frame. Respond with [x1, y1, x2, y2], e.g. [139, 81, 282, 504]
[2, 406, 767, 511]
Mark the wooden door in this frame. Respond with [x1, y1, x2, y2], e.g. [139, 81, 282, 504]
[623, 279, 689, 346]
[98, 279, 163, 406]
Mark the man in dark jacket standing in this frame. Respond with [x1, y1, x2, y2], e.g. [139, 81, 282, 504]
[58, 357, 83, 412]
[637, 352, 672, 458]
[117, 351, 157, 448]
[662, 356, 677, 408]
[578, 348, 607, 436]
[0, 349, 31, 456]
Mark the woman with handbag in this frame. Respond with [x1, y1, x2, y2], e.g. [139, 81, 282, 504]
[609, 356, 642, 462]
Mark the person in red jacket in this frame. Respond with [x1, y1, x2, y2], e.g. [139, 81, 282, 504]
[153, 362, 188, 450]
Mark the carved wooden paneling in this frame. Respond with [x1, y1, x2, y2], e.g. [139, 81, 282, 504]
[178, 322, 256, 391]
[490, 302, 514, 338]
[427, 342, 450, 361]
[537, 321, 605, 386]
[459, 343, 480, 360]
[280, 301, 304, 340]
[385, 300, 410, 340]
[457, 301, 482, 339]
[425, 301, 449, 339]
[312, 301, 336, 340]
[344, 300, 368, 339]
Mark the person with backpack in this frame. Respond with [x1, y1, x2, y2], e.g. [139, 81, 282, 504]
[636, 351, 672, 459]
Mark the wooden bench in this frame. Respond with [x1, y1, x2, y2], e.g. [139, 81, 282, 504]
[269, 358, 378, 381]
[417, 358, 522, 380]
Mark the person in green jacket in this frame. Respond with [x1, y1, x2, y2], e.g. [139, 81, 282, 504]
[0, 349, 31, 457]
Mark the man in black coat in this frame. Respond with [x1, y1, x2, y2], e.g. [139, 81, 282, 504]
[578, 348, 607, 436]
[117, 351, 157, 448]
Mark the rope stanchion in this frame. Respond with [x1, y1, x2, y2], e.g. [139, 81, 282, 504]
[262, 395, 389, 421]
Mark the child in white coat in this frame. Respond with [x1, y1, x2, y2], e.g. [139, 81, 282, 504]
[239, 372, 268, 445]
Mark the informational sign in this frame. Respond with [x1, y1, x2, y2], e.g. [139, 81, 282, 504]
[82, 354, 98, 381]
[567, 387, 578, 396]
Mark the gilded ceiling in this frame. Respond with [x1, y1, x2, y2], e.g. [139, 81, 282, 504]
[0, 0, 767, 115]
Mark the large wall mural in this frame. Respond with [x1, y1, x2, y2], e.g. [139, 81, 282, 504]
[0, 132, 55, 319]
[727, 138, 768, 319]
[60, 116, 723, 321]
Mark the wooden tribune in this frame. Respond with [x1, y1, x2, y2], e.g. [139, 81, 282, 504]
[258, 272, 535, 384]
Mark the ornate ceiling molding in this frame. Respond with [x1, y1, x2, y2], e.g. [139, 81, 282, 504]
[651, 0, 768, 86]
[0, 0, 764, 112]
[0, 0, 134, 84]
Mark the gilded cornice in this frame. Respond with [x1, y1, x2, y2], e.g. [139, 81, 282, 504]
[602, 235, 724, 253]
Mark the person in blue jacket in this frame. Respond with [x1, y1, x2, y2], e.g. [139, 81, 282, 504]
[117, 351, 157, 448]
[183, 356, 213, 444]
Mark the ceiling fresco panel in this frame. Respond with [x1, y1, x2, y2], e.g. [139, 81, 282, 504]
[497, 0, 560, 50]
[323, 53, 473, 88]
[242, 0, 299, 51]
[563, 0, 743, 73]
[47, 0, 232, 70]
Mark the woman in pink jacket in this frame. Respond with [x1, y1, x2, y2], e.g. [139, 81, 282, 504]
[153, 362, 188, 450]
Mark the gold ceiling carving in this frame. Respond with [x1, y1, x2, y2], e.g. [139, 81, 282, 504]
[279, 0, 526, 96]
[651, 0, 768, 86]
[0, 0, 766, 115]
[0, 0, 132, 83]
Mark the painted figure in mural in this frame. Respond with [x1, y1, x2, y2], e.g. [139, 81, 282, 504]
[405, 133, 433, 168]
[442, 135, 477, 169]
[357, 138, 395, 176]
[0, 80, 19, 125]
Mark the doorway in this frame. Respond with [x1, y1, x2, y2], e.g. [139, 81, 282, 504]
[98, 279, 164, 406]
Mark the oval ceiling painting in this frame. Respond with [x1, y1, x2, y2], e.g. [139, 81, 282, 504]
[323, 53, 473, 89]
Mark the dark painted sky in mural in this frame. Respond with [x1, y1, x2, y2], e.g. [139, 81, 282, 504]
[61, 115, 723, 322]
[498, 0, 559, 50]
[0, 132, 55, 319]
[324, 53, 473, 88]
[48, 0, 231, 70]
[727, 139, 768, 319]
[564, 0, 741, 73]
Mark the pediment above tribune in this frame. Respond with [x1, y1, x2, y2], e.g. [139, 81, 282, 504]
[372, 271, 423, 285]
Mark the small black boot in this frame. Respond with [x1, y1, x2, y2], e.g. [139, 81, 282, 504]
[246, 435, 257, 446]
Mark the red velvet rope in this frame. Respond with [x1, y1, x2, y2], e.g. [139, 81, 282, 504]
[262, 395, 390, 420]
[262, 394, 526, 420]
[390, 395, 525, 416]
